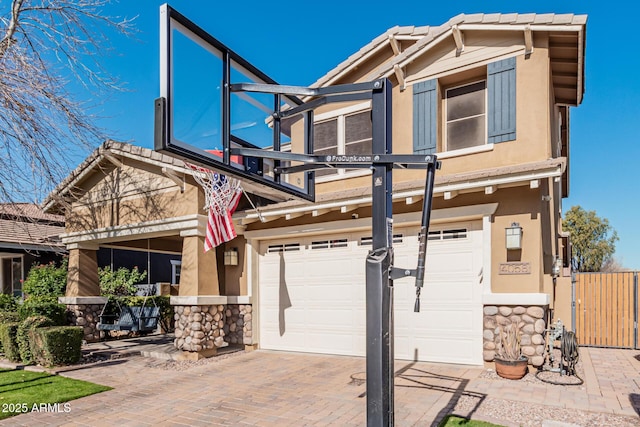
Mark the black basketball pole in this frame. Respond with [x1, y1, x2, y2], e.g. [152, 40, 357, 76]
[157, 72, 439, 426]
[366, 79, 394, 426]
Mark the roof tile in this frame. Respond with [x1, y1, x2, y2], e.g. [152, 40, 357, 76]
[553, 14, 575, 25]
[463, 13, 486, 24]
[515, 13, 537, 24]
[481, 13, 502, 23]
[411, 25, 430, 35]
[498, 13, 518, 23]
[447, 13, 466, 26]
[533, 13, 556, 24]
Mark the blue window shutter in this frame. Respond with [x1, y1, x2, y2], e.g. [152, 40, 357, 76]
[487, 57, 516, 143]
[413, 79, 437, 154]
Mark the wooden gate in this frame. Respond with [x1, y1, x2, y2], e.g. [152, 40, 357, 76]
[574, 272, 638, 348]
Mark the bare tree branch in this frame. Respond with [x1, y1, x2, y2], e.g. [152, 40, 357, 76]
[0, 0, 136, 204]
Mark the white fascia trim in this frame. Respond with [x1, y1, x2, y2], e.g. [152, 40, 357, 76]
[238, 165, 562, 222]
[170, 295, 252, 306]
[435, 165, 564, 195]
[243, 203, 498, 240]
[437, 144, 494, 159]
[61, 214, 202, 245]
[320, 40, 392, 89]
[577, 29, 585, 105]
[457, 24, 584, 33]
[482, 293, 550, 306]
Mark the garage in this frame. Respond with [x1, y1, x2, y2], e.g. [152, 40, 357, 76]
[257, 221, 484, 365]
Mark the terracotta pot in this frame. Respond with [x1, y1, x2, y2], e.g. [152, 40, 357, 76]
[494, 356, 528, 380]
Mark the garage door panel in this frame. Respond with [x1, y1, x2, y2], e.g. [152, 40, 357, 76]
[425, 252, 474, 274]
[424, 283, 476, 303]
[305, 308, 355, 326]
[259, 225, 483, 365]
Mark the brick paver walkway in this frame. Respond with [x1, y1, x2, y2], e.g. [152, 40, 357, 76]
[0, 345, 639, 426]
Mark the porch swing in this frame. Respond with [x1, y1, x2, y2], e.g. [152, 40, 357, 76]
[97, 289, 161, 333]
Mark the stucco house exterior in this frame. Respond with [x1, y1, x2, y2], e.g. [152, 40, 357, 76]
[44, 12, 586, 366]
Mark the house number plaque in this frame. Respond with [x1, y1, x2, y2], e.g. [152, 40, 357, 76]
[499, 262, 531, 275]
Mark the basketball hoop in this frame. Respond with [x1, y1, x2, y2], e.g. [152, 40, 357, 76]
[186, 162, 242, 214]
[185, 162, 263, 251]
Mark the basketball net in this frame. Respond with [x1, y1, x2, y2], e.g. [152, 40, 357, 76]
[185, 162, 243, 252]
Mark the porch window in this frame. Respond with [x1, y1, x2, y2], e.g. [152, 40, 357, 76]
[170, 260, 181, 285]
[445, 80, 486, 151]
[1, 257, 23, 297]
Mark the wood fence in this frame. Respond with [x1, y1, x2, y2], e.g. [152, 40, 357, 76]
[574, 272, 638, 349]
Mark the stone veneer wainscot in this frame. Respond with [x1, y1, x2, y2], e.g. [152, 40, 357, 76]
[171, 296, 253, 354]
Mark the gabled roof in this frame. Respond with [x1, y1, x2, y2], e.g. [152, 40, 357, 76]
[42, 140, 188, 214]
[312, 13, 587, 105]
[0, 203, 64, 252]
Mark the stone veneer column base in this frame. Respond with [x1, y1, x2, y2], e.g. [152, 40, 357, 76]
[59, 297, 108, 343]
[483, 304, 549, 367]
[174, 305, 227, 352]
[224, 304, 253, 346]
[175, 347, 219, 361]
[170, 296, 254, 358]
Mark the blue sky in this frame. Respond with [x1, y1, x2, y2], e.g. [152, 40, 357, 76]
[84, 1, 639, 268]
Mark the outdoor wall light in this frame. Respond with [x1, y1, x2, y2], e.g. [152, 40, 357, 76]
[551, 257, 563, 278]
[505, 222, 523, 250]
[224, 248, 239, 266]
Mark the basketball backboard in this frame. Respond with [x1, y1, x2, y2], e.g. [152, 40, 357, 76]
[154, 4, 314, 202]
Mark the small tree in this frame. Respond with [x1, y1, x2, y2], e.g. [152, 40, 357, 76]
[563, 205, 619, 272]
[99, 266, 147, 297]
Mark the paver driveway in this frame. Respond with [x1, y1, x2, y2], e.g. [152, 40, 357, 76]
[0, 346, 639, 426]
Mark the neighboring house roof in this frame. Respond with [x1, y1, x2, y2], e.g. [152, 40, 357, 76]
[0, 203, 65, 252]
[42, 140, 189, 214]
[312, 13, 587, 105]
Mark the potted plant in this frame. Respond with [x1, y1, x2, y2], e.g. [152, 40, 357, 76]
[494, 320, 528, 379]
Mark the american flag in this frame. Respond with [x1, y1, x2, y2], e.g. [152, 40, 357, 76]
[204, 187, 242, 252]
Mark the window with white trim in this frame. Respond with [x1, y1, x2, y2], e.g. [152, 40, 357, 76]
[311, 239, 348, 249]
[445, 80, 486, 151]
[428, 229, 468, 241]
[314, 106, 372, 177]
[267, 243, 301, 253]
[359, 234, 404, 246]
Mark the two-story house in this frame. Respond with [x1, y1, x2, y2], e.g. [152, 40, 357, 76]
[45, 13, 586, 366]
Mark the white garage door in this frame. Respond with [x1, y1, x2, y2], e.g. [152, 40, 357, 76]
[258, 222, 483, 365]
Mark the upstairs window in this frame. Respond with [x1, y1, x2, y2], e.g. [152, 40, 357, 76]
[314, 105, 372, 178]
[413, 57, 516, 154]
[445, 81, 486, 151]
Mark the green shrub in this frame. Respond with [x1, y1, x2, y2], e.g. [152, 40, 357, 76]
[0, 294, 17, 311]
[99, 266, 147, 297]
[0, 311, 20, 323]
[17, 316, 54, 364]
[0, 322, 20, 362]
[33, 326, 83, 366]
[0, 311, 20, 353]
[0, 312, 20, 357]
[22, 258, 68, 298]
[18, 297, 67, 325]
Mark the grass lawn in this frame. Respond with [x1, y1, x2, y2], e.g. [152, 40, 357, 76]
[0, 369, 112, 420]
[439, 414, 505, 427]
